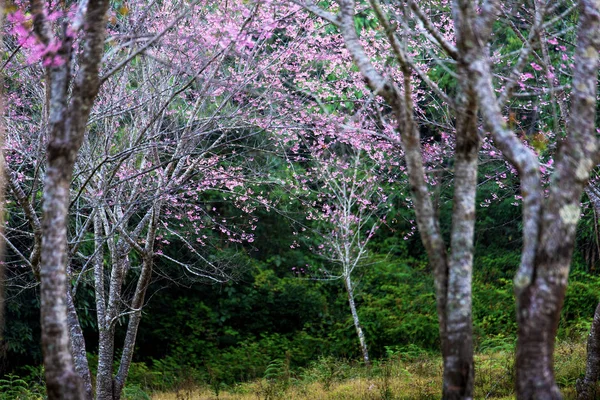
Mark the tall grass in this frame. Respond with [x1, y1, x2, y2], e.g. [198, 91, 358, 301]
[149, 340, 589, 400]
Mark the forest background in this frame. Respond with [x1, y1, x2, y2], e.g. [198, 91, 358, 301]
[1, 0, 600, 399]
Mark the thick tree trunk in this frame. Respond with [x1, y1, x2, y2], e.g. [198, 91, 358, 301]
[515, 276, 565, 399]
[343, 275, 369, 366]
[577, 188, 600, 400]
[31, 0, 110, 396]
[41, 162, 85, 400]
[577, 301, 600, 399]
[514, 1, 600, 397]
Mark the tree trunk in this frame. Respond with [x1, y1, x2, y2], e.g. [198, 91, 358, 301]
[95, 251, 126, 400]
[67, 287, 93, 400]
[31, 0, 110, 395]
[93, 211, 115, 400]
[0, 14, 7, 374]
[577, 188, 600, 400]
[41, 161, 85, 400]
[95, 213, 134, 400]
[114, 253, 155, 399]
[344, 275, 370, 366]
[96, 324, 117, 400]
[515, 276, 565, 399]
[443, 71, 479, 398]
[577, 301, 600, 399]
[514, 0, 600, 397]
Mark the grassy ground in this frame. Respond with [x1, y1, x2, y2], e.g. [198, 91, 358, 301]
[150, 340, 587, 400]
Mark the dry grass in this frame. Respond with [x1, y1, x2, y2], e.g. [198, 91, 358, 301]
[150, 341, 589, 400]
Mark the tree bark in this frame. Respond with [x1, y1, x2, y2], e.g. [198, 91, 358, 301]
[336, 0, 474, 395]
[30, 0, 110, 396]
[443, 77, 478, 399]
[514, 0, 600, 397]
[0, 1, 7, 374]
[515, 275, 565, 399]
[96, 326, 116, 400]
[578, 188, 600, 400]
[95, 249, 127, 400]
[93, 210, 116, 400]
[442, 2, 481, 396]
[578, 301, 600, 399]
[95, 202, 160, 399]
[41, 160, 85, 400]
[114, 253, 154, 399]
[344, 275, 370, 366]
[459, 0, 600, 396]
[67, 287, 94, 400]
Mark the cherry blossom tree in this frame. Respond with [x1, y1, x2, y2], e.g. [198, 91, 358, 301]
[4, 1, 305, 398]
[0, 0, 7, 374]
[295, 0, 600, 398]
[25, 0, 111, 397]
[291, 146, 391, 366]
[292, 1, 478, 396]
[4, 0, 598, 399]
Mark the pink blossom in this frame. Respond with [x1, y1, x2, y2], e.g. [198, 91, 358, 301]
[530, 63, 543, 71]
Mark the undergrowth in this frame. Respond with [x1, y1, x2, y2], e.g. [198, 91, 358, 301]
[149, 340, 588, 400]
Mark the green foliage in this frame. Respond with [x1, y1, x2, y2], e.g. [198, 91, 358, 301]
[358, 258, 439, 355]
[0, 373, 45, 400]
[559, 270, 600, 339]
[122, 385, 152, 400]
[126, 361, 165, 392]
[302, 356, 353, 390]
[473, 277, 517, 350]
[554, 341, 587, 389]
[473, 351, 515, 399]
[255, 357, 292, 400]
[4, 283, 42, 368]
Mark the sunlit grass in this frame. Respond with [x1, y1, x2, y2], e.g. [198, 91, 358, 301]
[150, 340, 588, 400]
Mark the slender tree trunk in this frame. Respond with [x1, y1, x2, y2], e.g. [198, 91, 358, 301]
[343, 275, 369, 366]
[96, 324, 117, 400]
[442, 1, 481, 390]
[114, 205, 162, 398]
[95, 210, 133, 400]
[96, 204, 160, 400]
[96, 253, 127, 400]
[578, 301, 600, 399]
[31, 0, 110, 395]
[93, 211, 114, 400]
[66, 287, 93, 400]
[114, 253, 154, 398]
[32, 9, 83, 399]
